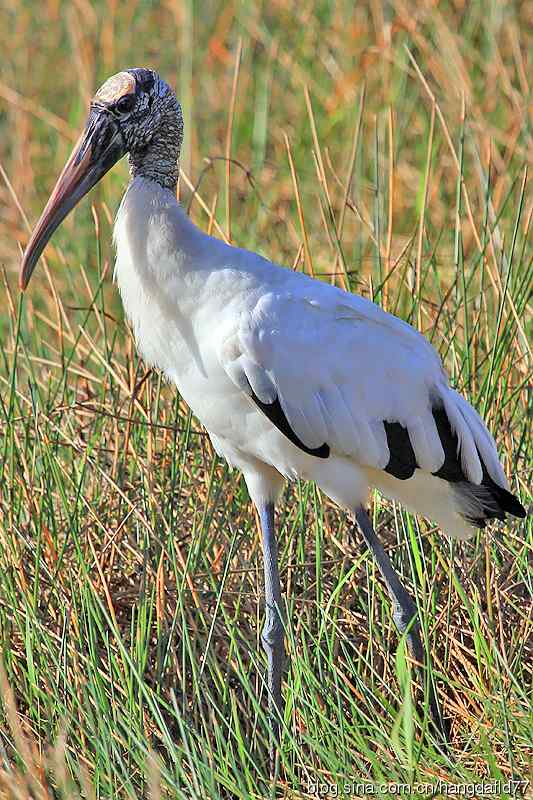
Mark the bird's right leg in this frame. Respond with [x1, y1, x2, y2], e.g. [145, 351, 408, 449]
[354, 507, 449, 743]
[257, 501, 285, 770]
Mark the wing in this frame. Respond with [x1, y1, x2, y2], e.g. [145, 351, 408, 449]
[218, 285, 507, 487]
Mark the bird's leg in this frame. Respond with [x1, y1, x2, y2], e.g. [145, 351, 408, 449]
[354, 507, 449, 743]
[257, 502, 285, 771]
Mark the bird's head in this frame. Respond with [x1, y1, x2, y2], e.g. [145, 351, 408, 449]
[20, 67, 183, 290]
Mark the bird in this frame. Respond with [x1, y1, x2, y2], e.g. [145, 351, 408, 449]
[20, 68, 526, 764]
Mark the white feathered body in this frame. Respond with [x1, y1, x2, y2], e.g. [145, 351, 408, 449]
[114, 177, 510, 539]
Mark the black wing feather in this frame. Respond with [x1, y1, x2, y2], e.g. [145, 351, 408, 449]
[248, 387, 330, 459]
[383, 421, 416, 480]
[385, 407, 525, 524]
[248, 386, 526, 524]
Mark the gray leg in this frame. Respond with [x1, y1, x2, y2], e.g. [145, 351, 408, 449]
[355, 508, 449, 743]
[257, 502, 285, 770]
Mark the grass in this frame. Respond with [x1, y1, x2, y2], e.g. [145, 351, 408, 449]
[0, 0, 531, 797]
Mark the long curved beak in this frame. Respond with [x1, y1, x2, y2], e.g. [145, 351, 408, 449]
[20, 108, 126, 290]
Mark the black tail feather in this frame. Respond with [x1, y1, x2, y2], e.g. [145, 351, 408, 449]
[480, 470, 526, 519]
[453, 460, 526, 529]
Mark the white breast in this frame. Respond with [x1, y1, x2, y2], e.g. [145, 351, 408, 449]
[112, 177, 273, 445]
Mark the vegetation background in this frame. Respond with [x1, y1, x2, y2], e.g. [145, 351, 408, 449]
[0, 0, 531, 797]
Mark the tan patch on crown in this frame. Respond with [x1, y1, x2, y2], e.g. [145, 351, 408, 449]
[94, 71, 135, 104]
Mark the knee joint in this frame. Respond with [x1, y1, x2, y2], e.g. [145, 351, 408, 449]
[393, 603, 418, 635]
[261, 609, 284, 649]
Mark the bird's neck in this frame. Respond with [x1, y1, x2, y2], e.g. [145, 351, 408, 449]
[128, 124, 180, 192]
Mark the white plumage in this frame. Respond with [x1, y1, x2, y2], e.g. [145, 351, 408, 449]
[114, 176, 508, 540]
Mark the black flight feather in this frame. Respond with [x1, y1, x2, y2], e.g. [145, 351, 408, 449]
[249, 386, 526, 524]
[248, 388, 330, 459]
[383, 421, 416, 480]
[384, 406, 525, 524]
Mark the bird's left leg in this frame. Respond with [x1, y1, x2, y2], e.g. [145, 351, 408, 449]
[257, 501, 285, 768]
[354, 507, 449, 743]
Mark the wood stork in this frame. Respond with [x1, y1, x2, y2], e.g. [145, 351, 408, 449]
[20, 68, 526, 760]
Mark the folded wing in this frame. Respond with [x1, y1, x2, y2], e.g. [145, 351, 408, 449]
[218, 286, 508, 489]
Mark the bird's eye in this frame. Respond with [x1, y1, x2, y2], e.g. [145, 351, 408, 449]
[116, 94, 135, 114]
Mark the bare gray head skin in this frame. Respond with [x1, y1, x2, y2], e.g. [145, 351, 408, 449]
[20, 68, 184, 289]
[93, 68, 184, 190]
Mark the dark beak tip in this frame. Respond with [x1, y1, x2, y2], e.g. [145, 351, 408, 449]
[19, 253, 33, 291]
